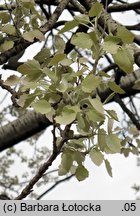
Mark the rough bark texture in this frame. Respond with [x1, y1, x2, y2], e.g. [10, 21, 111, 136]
[0, 111, 51, 152]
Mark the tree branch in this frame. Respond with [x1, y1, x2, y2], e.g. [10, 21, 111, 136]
[0, 111, 52, 152]
[14, 125, 69, 199]
[108, 1, 140, 13]
[37, 174, 74, 200]
[114, 94, 140, 130]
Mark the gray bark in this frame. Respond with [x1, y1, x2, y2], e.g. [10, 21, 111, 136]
[0, 111, 51, 152]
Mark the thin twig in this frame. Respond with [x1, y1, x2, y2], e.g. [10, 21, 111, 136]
[37, 174, 74, 200]
[0, 75, 19, 107]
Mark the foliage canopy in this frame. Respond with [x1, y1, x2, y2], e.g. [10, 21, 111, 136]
[0, 0, 140, 199]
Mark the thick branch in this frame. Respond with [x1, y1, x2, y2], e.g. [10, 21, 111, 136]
[40, 0, 71, 32]
[108, 1, 140, 13]
[0, 111, 52, 152]
[114, 95, 140, 130]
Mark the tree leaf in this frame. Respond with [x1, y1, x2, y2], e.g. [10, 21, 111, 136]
[81, 74, 101, 93]
[132, 80, 140, 90]
[108, 81, 125, 94]
[2, 24, 16, 35]
[117, 26, 134, 44]
[75, 165, 89, 181]
[89, 97, 104, 115]
[106, 134, 121, 153]
[112, 46, 134, 73]
[54, 35, 65, 53]
[59, 152, 73, 174]
[59, 19, 78, 33]
[55, 106, 77, 125]
[98, 128, 106, 151]
[77, 112, 90, 133]
[71, 32, 93, 49]
[103, 92, 115, 104]
[103, 35, 121, 54]
[23, 29, 45, 42]
[0, 12, 10, 24]
[104, 159, 113, 177]
[34, 48, 50, 63]
[89, 149, 104, 166]
[49, 53, 66, 66]
[18, 59, 43, 81]
[107, 118, 114, 134]
[0, 40, 14, 52]
[4, 75, 20, 86]
[87, 109, 105, 122]
[58, 164, 69, 176]
[106, 110, 119, 121]
[32, 100, 52, 114]
[73, 151, 85, 165]
[88, 2, 103, 17]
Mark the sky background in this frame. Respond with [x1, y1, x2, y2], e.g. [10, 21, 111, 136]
[0, 0, 140, 200]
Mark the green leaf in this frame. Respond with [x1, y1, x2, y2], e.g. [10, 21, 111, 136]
[0, 12, 10, 24]
[89, 97, 104, 115]
[77, 112, 90, 133]
[132, 80, 140, 90]
[98, 128, 106, 151]
[121, 148, 130, 157]
[59, 152, 73, 174]
[68, 140, 85, 150]
[34, 48, 50, 63]
[18, 59, 43, 81]
[59, 19, 78, 33]
[106, 134, 121, 153]
[23, 29, 45, 42]
[117, 26, 134, 44]
[75, 165, 89, 181]
[54, 35, 65, 53]
[87, 109, 105, 122]
[49, 53, 66, 66]
[136, 139, 140, 148]
[32, 99, 52, 114]
[75, 15, 90, 24]
[103, 92, 115, 104]
[107, 118, 114, 134]
[108, 81, 125, 94]
[58, 164, 68, 176]
[112, 46, 134, 73]
[73, 151, 85, 165]
[81, 74, 101, 93]
[89, 149, 104, 166]
[0, 40, 14, 52]
[2, 24, 16, 35]
[130, 146, 139, 156]
[106, 110, 119, 121]
[103, 35, 121, 54]
[4, 75, 20, 86]
[71, 33, 93, 49]
[104, 159, 112, 177]
[55, 106, 77, 125]
[88, 2, 103, 17]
